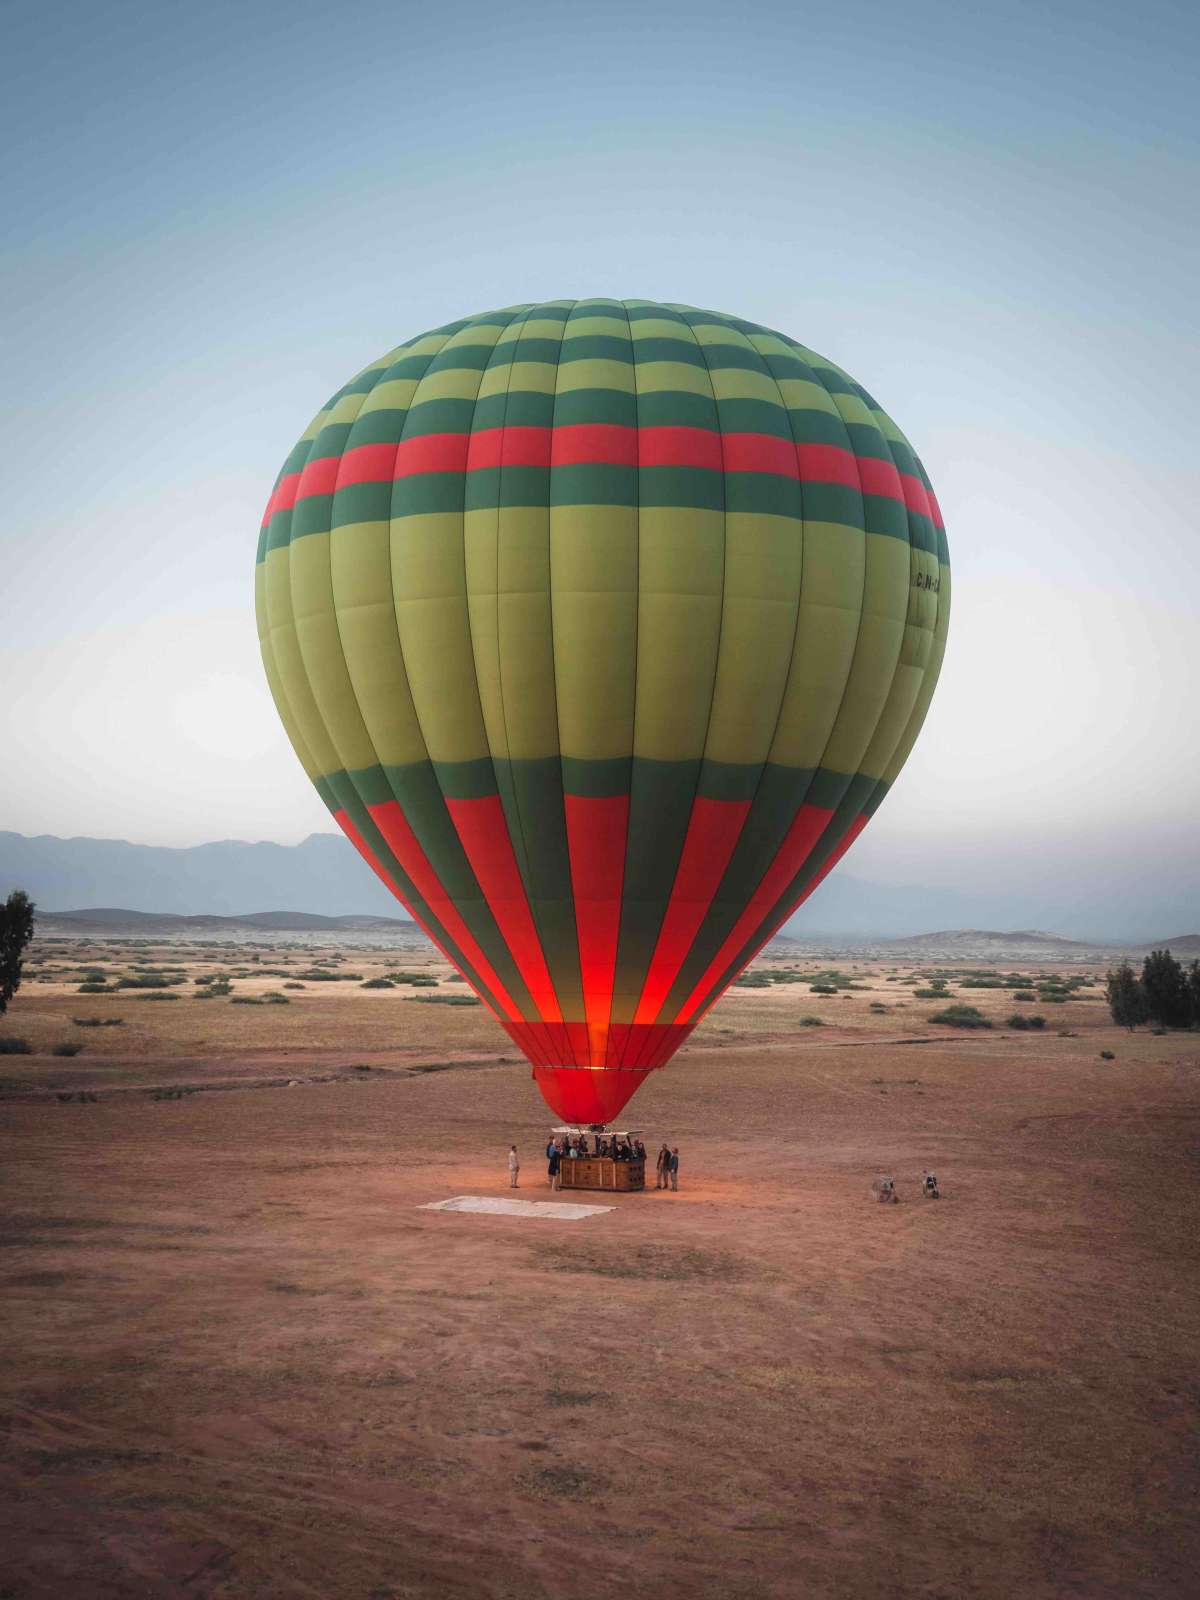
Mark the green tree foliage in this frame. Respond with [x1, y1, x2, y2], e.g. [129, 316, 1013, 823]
[1190, 962, 1200, 1027]
[1105, 962, 1148, 1030]
[0, 890, 36, 1016]
[1141, 949, 1192, 1029]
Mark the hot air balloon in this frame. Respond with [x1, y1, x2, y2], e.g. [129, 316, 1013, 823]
[256, 300, 949, 1125]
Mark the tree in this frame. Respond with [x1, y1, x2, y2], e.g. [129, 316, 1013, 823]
[1105, 961, 1148, 1031]
[0, 890, 36, 1016]
[1141, 948, 1191, 1030]
[1188, 961, 1200, 1028]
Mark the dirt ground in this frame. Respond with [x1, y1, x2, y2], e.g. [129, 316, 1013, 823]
[2, 938, 1198, 1599]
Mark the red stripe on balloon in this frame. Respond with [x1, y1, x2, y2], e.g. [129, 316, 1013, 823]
[552, 422, 640, 468]
[673, 803, 837, 1026]
[443, 796, 568, 1060]
[363, 800, 523, 1024]
[630, 797, 751, 1046]
[270, 429, 950, 529]
[262, 472, 300, 525]
[467, 425, 553, 471]
[563, 793, 630, 1068]
[393, 434, 471, 477]
[854, 454, 902, 500]
[637, 425, 722, 471]
[297, 454, 342, 499]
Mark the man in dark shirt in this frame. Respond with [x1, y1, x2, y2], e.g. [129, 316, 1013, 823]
[669, 1148, 680, 1191]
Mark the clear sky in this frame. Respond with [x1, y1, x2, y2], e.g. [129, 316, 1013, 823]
[3, 0, 1197, 933]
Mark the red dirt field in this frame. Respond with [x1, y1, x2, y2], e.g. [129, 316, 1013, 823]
[1, 942, 1198, 1598]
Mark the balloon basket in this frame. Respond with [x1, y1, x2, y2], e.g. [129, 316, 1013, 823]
[549, 1126, 646, 1193]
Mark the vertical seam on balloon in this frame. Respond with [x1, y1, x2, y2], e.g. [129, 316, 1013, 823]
[280, 373, 379, 774]
[384, 313, 548, 1033]
[691, 352, 893, 1007]
[672, 336, 868, 1022]
[856, 436, 948, 823]
[636, 317, 808, 1040]
[268, 364, 479, 976]
[304, 356, 496, 977]
[733, 322, 811, 798]
[261, 400, 344, 788]
[850, 407, 927, 806]
[638, 316, 814, 1030]
[448, 309, 560, 1061]
[611, 297, 641, 1069]
[622, 306, 724, 1071]
[484, 302, 570, 1051]
[261, 336, 517, 1016]
[550, 302, 575, 1055]
[786, 347, 873, 790]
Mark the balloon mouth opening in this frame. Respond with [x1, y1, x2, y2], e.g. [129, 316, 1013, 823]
[532, 1065, 658, 1124]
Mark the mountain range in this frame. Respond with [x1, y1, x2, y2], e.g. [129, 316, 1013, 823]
[2, 829, 1194, 948]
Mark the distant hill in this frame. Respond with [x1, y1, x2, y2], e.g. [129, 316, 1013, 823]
[2, 830, 1194, 948]
[39, 908, 411, 933]
[880, 928, 1097, 951]
[0, 830, 403, 920]
[777, 927, 1200, 961]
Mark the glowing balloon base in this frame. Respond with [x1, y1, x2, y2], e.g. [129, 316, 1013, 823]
[532, 1066, 658, 1125]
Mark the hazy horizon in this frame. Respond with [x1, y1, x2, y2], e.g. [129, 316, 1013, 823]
[3, 0, 1197, 934]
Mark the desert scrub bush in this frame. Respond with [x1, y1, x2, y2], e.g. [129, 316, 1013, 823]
[136, 992, 180, 1001]
[51, 1041, 83, 1056]
[1007, 1014, 1046, 1030]
[116, 975, 183, 990]
[869, 1002, 888, 1012]
[0, 1036, 32, 1054]
[296, 970, 363, 982]
[261, 992, 290, 1004]
[733, 972, 771, 988]
[810, 983, 838, 995]
[72, 1017, 124, 1028]
[912, 988, 943, 999]
[405, 993, 481, 1007]
[361, 977, 395, 989]
[800, 1015, 825, 1026]
[1013, 990, 1037, 1002]
[283, 982, 306, 989]
[928, 1004, 992, 1029]
[77, 982, 117, 994]
[1099, 1050, 1115, 1060]
[230, 996, 263, 1005]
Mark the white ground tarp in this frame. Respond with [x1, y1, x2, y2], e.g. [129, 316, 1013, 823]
[419, 1195, 614, 1222]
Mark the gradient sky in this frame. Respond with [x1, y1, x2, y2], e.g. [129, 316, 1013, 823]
[3, 0, 1197, 932]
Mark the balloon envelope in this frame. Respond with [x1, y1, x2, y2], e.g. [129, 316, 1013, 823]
[256, 300, 949, 1123]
